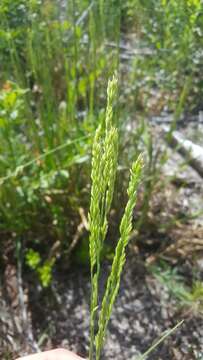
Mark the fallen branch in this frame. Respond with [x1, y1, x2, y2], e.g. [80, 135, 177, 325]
[164, 127, 203, 178]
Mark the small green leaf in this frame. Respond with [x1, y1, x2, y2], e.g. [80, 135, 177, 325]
[26, 249, 41, 270]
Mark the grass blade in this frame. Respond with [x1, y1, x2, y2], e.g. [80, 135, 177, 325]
[136, 320, 184, 360]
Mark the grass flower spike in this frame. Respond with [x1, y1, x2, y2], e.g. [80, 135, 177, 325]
[88, 75, 119, 360]
[88, 75, 143, 360]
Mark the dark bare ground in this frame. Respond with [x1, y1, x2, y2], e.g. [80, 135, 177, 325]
[1, 238, 203, 359]
[24, 256, 202, 360]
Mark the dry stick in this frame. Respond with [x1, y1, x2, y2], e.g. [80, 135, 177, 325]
[66, 1, 95, 42]
[76, 1, 95, 26]
[66, 208, 89, 257]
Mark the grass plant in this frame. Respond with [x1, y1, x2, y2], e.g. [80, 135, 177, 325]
[88, 75, 183, 360]
[88, 75, 143, 360]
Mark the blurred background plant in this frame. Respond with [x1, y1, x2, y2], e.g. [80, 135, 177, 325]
[0, 0, 203, 289]
[151, 261, 203, 316]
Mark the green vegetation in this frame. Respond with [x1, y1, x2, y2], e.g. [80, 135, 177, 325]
[126, 0, 203, 114]
[1, 0, 202, 279]
[0, 1, 122, 285]
[151, 262, 203, 316]
[0, 0, 203, 358]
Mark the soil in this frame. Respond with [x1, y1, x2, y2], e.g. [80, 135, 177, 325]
[28, 259, 203, 360]
[2, 256, 201, 360]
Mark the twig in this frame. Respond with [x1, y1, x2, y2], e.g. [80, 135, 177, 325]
[66, 1, 95, 41]
[66, 207, 88, 257]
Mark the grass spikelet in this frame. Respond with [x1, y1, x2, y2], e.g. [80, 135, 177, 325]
[95, 155, 143, 360]
[88, 75, 119, 360]
[88, 75, 143, 360]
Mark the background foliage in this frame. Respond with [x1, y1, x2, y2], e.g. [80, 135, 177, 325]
[0, 0, 203, 287]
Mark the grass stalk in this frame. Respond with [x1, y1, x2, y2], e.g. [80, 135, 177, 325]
[88, 75, 143, 360]
[89, 75, 119, 360]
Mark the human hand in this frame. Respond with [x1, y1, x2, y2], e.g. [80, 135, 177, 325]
[16, 348, 85, 360]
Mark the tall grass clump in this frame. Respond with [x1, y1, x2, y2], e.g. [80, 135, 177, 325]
[88, 75, 143, 360]
[0, 0, 123, 285]
[127, 0, 203, 115]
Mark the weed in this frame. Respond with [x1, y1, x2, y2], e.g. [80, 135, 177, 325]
[151, 262, 203, 316]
